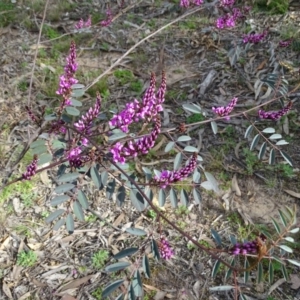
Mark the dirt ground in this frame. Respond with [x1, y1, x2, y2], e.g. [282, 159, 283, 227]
[0, 0, 300, 299]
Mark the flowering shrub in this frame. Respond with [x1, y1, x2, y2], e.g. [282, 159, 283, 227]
[2, 0, 300, 299]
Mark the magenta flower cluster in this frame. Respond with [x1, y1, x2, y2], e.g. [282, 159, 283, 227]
[109, 72, 166, 133]
[212, 97, 237, 120]
[154, 153, 198, 188]
[258, 102, 292, 121]
[100, 9, 113, 27]
[56, 41, 78, 107]
[75, 16, 91, 30]
[243, 30, 268, 44]
[67, 146, 83, 168]
[180, 0, 203, 8]
[279, 39, 293, 48]
[22, 155, 38, 180]
[159, 237, 174, 260]
[219, 0, 235, 6]
[215, 7, 245, 29]
[74, 93, 101, 138]
[229, 240, 259, 255]
[111, 118, 161, 164]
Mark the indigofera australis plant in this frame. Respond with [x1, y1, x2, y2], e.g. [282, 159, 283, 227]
[2, 0, 300, 299]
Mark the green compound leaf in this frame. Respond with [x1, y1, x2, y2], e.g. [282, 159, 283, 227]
[125, 228, 147, 236]
[132, 270, 143, 297]
[211, 229, 222, 247]
[193, 188, 201, 204]
[193, 170, 201, 183]
[174, 152, 182, 171]
[165, 141, 175, 152]
[211, 121, 218, 135]
[127, 283, 135, 300]
[144, 187, 153, 206]
[158, 189, 166, 207]
[276, 140, 289, 146]
[65, 106, 80, 116]
[31, 145, 48, 155]
[102, 279, 124, 298]
[269, 133, 282, 140]
[114, 247, 138, 260]
[250, 134, 260, 151]
[70, 98, 82, 106]
[45, 209, 65, 223]
[258, 142, 267, 160]
[278, 245, 293, 253]
[90, 166, 102, 189]
[66, 213, 74, 234]
[280, 150, 294, 167]
[269, 148, 275, 165]
[182, 103, 202, 113]
[257, 261, 263, 283]
[184, 145, 198, 152]
[212, 260, 221, 278]
[116, 186, 126, 207]
[77, 190, 89, 209]
[73, 201, 84, 221]
[244, 258, 250, 283]
[169, 188, 178, 208]
[130, 189, 145, 212]
[51, 195, 69, 206]
[262, 127, 275, 133]
[225, 258, 235, 281]
[244, 125, 253, 138]
[30, 139, 46, 148]
[38, 153, 53, 165]
[152, 239, 160, 260]
[281, 264, 289, 281]
[271, 217, 281, 234]
[269, 260, 274, 283]
[287, 259, 300, 267]
[180, 189, 189, 206]
[55, 184, 75, 194]
[53, 218, 65, 231]
[142, 255, 151, 279]
[58, 172, 80, 183]
[177, 135, 191, 142]
[279, 209, 288, 227]
[289, 228, 299, 233]
[101, 171, 108, 186]
[106, 179, 116, 200]
[105, 262, 131, 273]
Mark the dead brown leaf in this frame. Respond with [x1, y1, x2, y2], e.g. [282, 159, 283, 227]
[2, 281, 13, 299]
[284, 189, 300, 199]
[57, 275, 94, 292]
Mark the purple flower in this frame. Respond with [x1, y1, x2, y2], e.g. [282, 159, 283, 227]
[212, 97, 237, 120]
[67, 146, 83, 168]
[229, 235, 267, 256]
[100, 9, 113, 27]
[279, 39, 293, 47]
[219, 0, 235, 6]
[180, 0, 203, 7]
[75, 16, 92, 30]
[243, 30, 268, 44]
[110, 118, 161, 164]
[57, 41, 78, 108]
[109, 72, 166, 133]
[22, 155, 38, 180]
[74, 93, 101, 136]
[258, 102, 292, 121]
[159, 237, 174, 260]
[154, 153, 198, 188]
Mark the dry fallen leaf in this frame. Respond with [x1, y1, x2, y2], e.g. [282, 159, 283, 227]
[231, 174, 241, 196]
[57, 275, 94, 292]
[2, 281, 13, 299]
[284, 189, 300, 199]
[290, 274, 300, 290]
